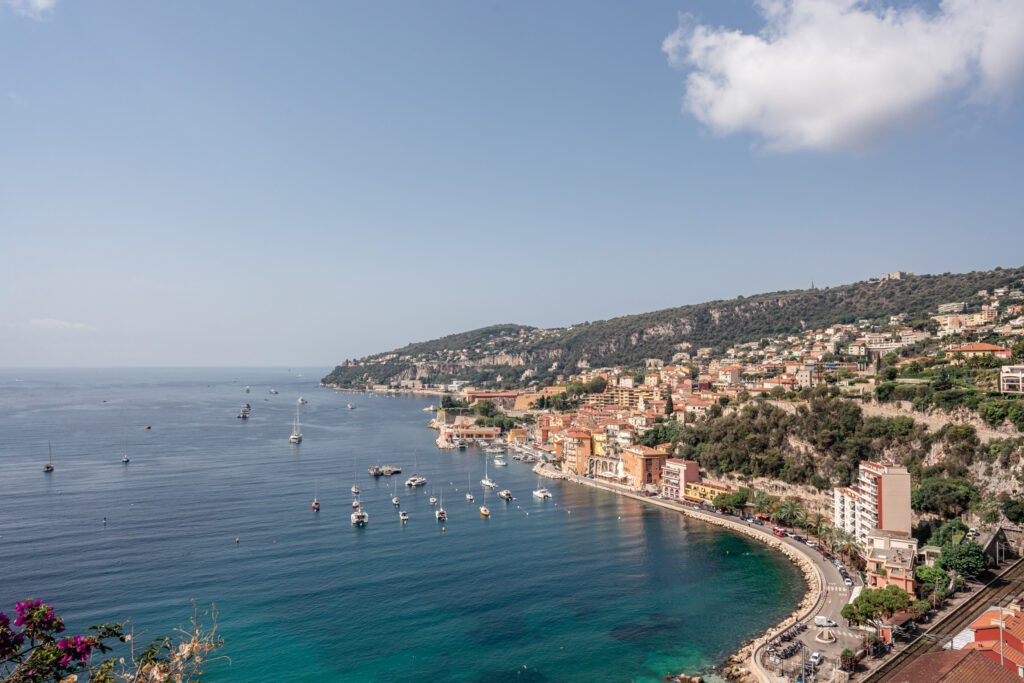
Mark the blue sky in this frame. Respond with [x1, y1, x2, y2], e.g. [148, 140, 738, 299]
[2, 0, 1023, 367]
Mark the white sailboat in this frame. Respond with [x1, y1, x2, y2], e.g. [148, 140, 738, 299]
[351, 503, 368, 527]
[480, 457, 495, 489]
[435, 492, 446, 521]
[351, 456, 360, 495]
[532, 474, 551, 499]
[465, 473, 474, 501]
[312, 482, 320, 512]
[392, 479, 400, 507]
[405, 453, 426, 487]
[429, 484, 438, 506]
[44, 441, 54, 472]
[122, 441, 130, 464]
[289, 401, 303, 444]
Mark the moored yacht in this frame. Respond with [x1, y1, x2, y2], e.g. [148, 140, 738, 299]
[533, 487, 551, 499]
[399, 510, 409, 522]
[498, 489, 512, 501]
[351, 506, 368, 527]
[405, 474, 427, 487]
[494, 456, 507, 467]
[289, 402, 302, 444]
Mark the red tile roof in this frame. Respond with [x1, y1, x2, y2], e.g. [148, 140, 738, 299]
[889, 648, 1020, 682]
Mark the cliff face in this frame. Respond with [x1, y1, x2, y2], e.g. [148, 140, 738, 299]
[321, 265, 1024, 388]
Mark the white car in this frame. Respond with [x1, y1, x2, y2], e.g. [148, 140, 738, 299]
[844, 577, 853, 586]
[809, 652, 823, 666]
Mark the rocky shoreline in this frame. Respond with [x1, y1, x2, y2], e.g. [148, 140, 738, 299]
[536, 465, 821, 683]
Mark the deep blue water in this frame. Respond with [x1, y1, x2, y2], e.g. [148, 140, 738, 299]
[0, 368, 804, 682]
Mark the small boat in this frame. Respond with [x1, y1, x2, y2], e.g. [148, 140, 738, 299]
[312, 482, 320, 512]
[289, 402, 302, 444]
[298, 396, 307, 405]
[44, 441, 54, 473]
[245, 386, 250, 393]
[399, 510, 409, 522]
[494, 457, 507, 467]
[368, 465, 383, 476]
[533, 488, 551, 499]
[429, 486, 438, 505]
[498, 489, 512, 501]
[478, 440, 489, 447]
[121, 440, 130, 464]
[237, 403, 251, 419]
[352, 498, 360, 509]
[269, 388, 279, 395]
[351, 484, 360, 495]
[457, 440, 467, 450]
[423, 405, 436, 412]
[435, 494, 447, 522]
[465, 473, 474, 501]
[480, 488, 489, 517]
[347, 402, 355, 410]
[351, 506, 368, 527]
[484, 445, 505, 454]
[391, 479, 400, 507]
[381, 465, 402, 475]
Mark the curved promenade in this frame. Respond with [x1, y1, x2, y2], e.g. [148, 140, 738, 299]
[535, 464, 853, 682]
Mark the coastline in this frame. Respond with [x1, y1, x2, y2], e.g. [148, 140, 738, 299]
[534, 463, 823, 683]
[320, 382, 448, 398]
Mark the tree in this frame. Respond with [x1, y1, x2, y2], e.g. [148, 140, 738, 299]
[940, 541, 989, 578]
[1002, 497, 1024, 525]
[664, 393, 674, 416]
[841, 586, 912, 634]
[912, 478, 978, 519]
[915, 564, 948, 588]
[928, 519, 968, 547]
[753, 491, 774, 516]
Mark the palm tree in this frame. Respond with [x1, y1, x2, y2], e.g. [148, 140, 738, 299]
[807, 513, 827, 542]
[753, 491, 774, 516]
[772, 499, 801, 527]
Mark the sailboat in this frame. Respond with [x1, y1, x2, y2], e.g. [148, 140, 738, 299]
[44, 441, 54, 473]
[351, 502, 368, 527]
[429, 484, 438, 505]
[480, 485, 490, 517]
[405, 453, 426, 487]
[481, 457, 495, 489]
[122, 441, 130, 464]
[351, 456, 360, 495]
[312, 482, 320, 512]
[465, 473, 474, 502]
[435, 492, 446, 522]
[289, 401, 303, 444]
[392, 479, 400, 507]
[532, 474, 551, 499]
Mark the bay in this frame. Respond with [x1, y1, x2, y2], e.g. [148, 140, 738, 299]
[0, 368, 804, 682]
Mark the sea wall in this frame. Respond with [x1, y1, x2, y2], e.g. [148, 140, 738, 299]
[535, 464, 823, 683]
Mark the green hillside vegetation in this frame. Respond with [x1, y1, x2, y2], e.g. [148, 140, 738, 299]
[322, 266, 1024, 389]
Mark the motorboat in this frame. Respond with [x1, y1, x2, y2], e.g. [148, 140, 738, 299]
[237, 403, 251, 419]
[498, 490, 513, 501]
[298, 396, 308, 405]
[347, 402, 355, 410]
[368, 465, 383, 476]
[399, 510, 409, 522]
[269, 388, 279, 395]
[392, 495, 400, 506]
[381, 465, 402, 475]
[533, 488, 552, 500]
[494, 457, 507, 467]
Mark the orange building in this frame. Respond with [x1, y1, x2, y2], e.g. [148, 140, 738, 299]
[622, 446, 667, 491]
[562, 429, 593, 475]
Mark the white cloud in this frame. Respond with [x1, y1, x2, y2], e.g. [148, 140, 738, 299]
[662, 0, 1024, 152]
[3, 0, 57, 19]
[11, 318, 95, 332]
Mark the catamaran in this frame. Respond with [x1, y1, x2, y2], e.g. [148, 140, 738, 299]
[435, 492, 447, 522]
[532, 474, 551, 499]
[351, 504, 368, 527]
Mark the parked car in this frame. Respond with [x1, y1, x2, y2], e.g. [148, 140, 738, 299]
[809, 652, 823, 666]
[844, 577, 853, 586]
[814, 616, 837, 627]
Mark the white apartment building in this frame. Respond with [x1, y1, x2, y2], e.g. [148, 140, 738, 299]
[1002, 365, 1024, 395]
[831, 461, 912, 543]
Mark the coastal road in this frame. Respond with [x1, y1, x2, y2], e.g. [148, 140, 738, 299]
[544, 468, 863, 680]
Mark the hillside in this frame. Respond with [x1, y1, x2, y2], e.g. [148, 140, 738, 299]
[322, 266, 1024, 388]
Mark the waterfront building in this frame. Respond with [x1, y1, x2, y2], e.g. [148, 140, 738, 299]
[562, 429, 592, 476]
[662, 459, 700, 501]
[621, 446, 667, 491]
[683, 480, 737, 506]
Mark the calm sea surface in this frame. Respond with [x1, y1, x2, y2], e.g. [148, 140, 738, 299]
[0, 368, 804, 682]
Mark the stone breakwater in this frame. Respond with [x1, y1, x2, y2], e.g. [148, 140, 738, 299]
[535, 465, 821, 683]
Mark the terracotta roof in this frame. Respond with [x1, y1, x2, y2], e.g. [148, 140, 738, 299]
[964, 641, 1024, 668]
[889, 648, 1020, 682]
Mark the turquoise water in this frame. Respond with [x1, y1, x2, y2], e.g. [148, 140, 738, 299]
[0, 368, 804, 682]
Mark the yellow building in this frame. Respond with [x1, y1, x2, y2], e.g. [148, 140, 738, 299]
[684, 481, 736, 505]
[591, 431, 608, 456]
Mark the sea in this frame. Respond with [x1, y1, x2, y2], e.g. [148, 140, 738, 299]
[0, 368, 804, 682]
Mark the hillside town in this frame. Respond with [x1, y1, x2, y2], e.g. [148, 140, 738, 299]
[409, 282, 1024, 681]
